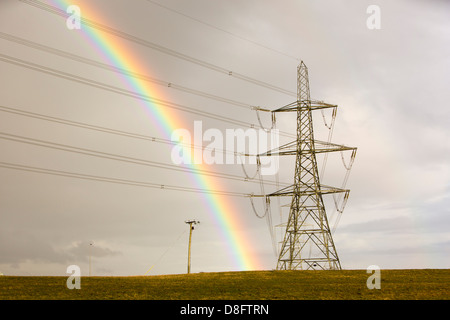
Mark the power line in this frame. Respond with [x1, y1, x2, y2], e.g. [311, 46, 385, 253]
[0, 161, 250, 197]
[144, 228, 187, 275]
[0, 105, 290, 188]
[145, 0, 300, 62]
[0, 31, 259, 112]
[0, 53, 247, 128]
[0, 104, 169, 143]
[19, 0, 296, 97]
[0, 105, 283, 161]
[0, 131, 290, 188]
[0, 53, 296, 139]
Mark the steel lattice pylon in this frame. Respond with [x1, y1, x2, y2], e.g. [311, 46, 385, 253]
[256, 61, 357, 270]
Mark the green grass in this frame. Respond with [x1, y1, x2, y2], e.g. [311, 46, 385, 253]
[1, 269, 449, 300]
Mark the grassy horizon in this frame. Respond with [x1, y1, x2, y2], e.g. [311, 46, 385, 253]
[1, 269, 449, 300]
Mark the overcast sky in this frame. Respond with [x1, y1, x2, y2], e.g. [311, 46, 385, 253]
[0, 0, 449, 276]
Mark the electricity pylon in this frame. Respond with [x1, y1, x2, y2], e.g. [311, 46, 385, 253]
[257, 61, 356, 270]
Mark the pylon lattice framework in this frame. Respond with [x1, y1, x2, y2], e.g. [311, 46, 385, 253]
[257, 61, 357, 270]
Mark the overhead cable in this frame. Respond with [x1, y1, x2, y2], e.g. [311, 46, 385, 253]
[19, 0, 297, 97]
[0, 53, 296, 139]
[0, 161, 250, 197]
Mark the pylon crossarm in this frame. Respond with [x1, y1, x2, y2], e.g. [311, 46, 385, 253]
[319, 185, 350, 195]
[314, 141, 357, 154]
[250, 184, 349, 198]
[257, 140, 356, 157]
[272, 100, 337, 113]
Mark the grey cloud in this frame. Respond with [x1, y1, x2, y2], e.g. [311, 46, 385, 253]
[353, 240, 450, 258]
[338, 216, 415, 235]
[66, 240, 121, 261]
[0, 228, 120, 267]
[0, 229, 70, 266]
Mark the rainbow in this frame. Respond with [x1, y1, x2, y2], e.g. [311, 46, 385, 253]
[51, 0, 260, 271]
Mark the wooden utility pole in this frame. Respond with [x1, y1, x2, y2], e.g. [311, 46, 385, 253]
[89, 241, 93, 277]
[185, 220, 200, 274]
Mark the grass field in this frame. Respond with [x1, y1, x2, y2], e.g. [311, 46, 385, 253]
[0, 269, 449, 300]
